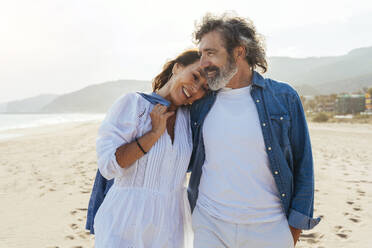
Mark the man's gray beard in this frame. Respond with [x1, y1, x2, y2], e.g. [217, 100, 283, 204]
[207, 62, 238, 91]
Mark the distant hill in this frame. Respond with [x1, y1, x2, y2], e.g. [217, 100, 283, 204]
[2, 46, 372, 113]
[1, 94, 58, 113]
[266, 46, 372, 95]
[41, 80, 152, 113]
[316, 72, 372, 94]
[0, 103, 7, 112]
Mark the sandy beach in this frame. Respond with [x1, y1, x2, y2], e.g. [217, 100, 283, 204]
[0, 121, 371, 248]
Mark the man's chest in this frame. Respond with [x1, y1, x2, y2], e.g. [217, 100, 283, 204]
[202, 95, 266, 150]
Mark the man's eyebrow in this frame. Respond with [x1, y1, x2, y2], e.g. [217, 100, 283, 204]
[202, 48, 217, 52]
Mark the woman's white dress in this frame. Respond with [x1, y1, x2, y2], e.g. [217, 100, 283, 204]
[94, 93, 193, 248]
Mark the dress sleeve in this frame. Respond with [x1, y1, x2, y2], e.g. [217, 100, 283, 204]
[96, 93, 141, 180]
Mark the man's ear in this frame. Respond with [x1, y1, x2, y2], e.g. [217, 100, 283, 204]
[172, 62, 183, 75]
[234, 46, 246, 61]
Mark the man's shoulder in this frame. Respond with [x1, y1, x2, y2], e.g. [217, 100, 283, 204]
[261, 75, 298, 97]
[189, 91, 216, 122]
[191, 91, 215, 109]
[253, 71, 296, 96]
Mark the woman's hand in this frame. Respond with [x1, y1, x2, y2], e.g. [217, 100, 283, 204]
[150, 104, 174, 137]
[115, 104, 174, 169]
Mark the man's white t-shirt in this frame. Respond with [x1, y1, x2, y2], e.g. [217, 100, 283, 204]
[197, 85, 284, 224]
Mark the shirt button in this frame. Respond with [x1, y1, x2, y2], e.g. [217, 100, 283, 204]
[262, 123, 266, 127]
[274, 171, 279, 175]
[268, 147, 272, 151]
[280, 116, 284, 120]
[256, 99, 260, 103]
[281, 193, 286, 197]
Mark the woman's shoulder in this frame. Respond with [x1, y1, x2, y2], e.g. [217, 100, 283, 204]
[113, 92, 151, 110]
[105, 92, 152, 122]
[115, 92, 148, 105]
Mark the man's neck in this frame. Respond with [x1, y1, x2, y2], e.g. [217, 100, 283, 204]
[226, 66, 253, 89]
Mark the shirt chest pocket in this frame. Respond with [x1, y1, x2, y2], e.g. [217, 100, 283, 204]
[270, 114, 291, 146]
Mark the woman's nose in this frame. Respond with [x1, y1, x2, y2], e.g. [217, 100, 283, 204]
[189, 83, 200, 94]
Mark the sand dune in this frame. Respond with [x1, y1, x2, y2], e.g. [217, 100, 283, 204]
[0, 122, 371, 247]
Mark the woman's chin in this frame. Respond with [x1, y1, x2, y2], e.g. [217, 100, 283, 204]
[171, 93, 187, 106]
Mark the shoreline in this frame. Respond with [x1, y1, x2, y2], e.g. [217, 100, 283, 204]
[0, 119, 103, 141]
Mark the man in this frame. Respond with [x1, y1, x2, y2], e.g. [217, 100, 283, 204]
[187, 13, 320, 248]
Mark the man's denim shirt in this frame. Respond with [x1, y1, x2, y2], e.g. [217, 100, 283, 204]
[187, 71, 321, 230]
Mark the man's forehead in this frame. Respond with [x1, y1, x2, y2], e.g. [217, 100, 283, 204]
[199, 31, 224, 50]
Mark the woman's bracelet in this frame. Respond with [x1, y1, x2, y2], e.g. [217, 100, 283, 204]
[135, 137, 147, 155]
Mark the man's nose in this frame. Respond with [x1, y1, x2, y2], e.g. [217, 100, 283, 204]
[200, 56, 210, 69]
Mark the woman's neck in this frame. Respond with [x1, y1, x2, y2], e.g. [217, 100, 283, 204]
[156, 84, 178, 111]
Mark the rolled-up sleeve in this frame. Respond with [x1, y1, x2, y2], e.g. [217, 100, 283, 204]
[288, 91, 321, 230]
[96, 93, 139, 180]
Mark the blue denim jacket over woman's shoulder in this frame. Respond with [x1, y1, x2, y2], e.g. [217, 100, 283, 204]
[187, 71, 321, 230]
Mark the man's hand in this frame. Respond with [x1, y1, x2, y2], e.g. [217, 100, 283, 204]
[289, 226, 302, 246]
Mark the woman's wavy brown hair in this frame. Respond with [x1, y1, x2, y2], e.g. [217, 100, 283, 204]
[194, 13, 267, 73]
[152, 49, 200, 92]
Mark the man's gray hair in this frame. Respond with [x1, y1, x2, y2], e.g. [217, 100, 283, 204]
[194, 12, 267, 73]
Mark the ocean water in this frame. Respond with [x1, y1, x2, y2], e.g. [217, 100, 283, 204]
[0, 113, 105, 140]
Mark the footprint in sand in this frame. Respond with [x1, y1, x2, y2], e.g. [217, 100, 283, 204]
[334, 225, 343, 231]
[65, 235, 75, 240]
[300, 232, 322, 244]
[349, 217, 361, 223]
[357, 189, 365, 196]
[78, 231, 89, 239]
[336, 233, 348, 239]
[334, 226, 352, 239]
[70, 223, 79, 230]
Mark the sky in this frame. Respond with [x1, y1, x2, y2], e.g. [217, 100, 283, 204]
[1, 0, 372, 103]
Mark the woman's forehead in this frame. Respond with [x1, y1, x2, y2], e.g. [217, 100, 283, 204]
[188, 62, 205, 75]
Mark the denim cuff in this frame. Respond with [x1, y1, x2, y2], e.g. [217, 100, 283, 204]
[288, 208, 321, 230]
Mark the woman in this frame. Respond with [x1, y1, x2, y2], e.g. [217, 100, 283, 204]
[94, 49, 208, 248]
